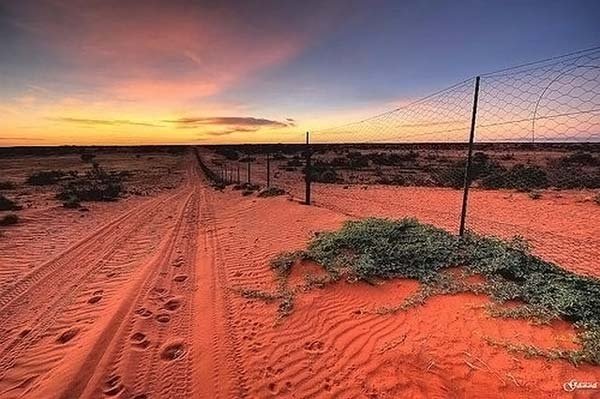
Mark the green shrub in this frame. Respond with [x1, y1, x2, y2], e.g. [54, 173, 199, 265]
[0, 214, 19, 226]
[56, 164, 124, 203]
[508, 164, 549, 191]
[26, 170, 67, 185]
[559, 151, 597, 167]
[0, 195, 21, 211]
[433, 163, 465, 189]
[479, 164, 548, 191]
[549, 168, 600, 189]
[273, 218, 600, 364]
[307, 162, 338, 183]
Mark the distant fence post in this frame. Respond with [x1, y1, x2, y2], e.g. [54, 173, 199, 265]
[459, 76, 481, 237]
[266, 152, 271, 188]
[237, 163, 241, 184]
[305, 131, 312, 205]
[247, 161, 251, 184]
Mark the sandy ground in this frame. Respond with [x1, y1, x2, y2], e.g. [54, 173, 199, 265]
[0, 151, 598, 398]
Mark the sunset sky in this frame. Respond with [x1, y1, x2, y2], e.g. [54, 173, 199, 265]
[1, 0, 599, 146]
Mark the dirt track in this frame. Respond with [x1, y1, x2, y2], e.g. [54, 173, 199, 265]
[0, 157, 211, 398]
[0, 153, 599, 398]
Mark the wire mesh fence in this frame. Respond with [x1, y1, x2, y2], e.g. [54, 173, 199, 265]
[196, 46, 600, 277]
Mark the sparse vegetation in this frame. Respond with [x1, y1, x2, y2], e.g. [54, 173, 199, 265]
[233, 183, 260, 195]
[0, 195, 22, 211]
[215, 148, 240, 160]
[559, 151, 598, 167]
[80, 152, 96, 163]
[56, 164, 125, 205]
[26, 170, 67, 186]
[307, 162, 339, 183]
[0, 213, 19, 226]
[0, 181, 16, 190]
[257, 187, 286, 197]
[267, 218, 600, 365]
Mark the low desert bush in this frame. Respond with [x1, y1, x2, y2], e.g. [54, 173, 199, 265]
[271, 218, 600, 365]
[62, 195, 81, 208]
[0, 195, 21, 211]
[307, 162, 338, 183]
[433, 163, 465, 189]
[80, 153, 96, 163]
[26, 170, 67, 186]
[257, 187, 286, 197]
[0, 181, 16, 190]
[559, 151, 598, 167]
[286, 158, 303, 167]
[508, 164, 549, 191]
[56, 164, 124, 204]
[528, 190, 542, 200]
[215, 148, 240, 160]
[0, 213, 19, 226]
[233, 183, 260, 191]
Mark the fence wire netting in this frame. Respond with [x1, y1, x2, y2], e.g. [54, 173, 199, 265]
[198, 47, 600, 277]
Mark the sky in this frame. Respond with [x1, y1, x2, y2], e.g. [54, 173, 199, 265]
[1, 0, 599, 146]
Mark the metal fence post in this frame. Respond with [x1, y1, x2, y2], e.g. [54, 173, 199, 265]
[247, 162, 251, 184]
[305, 131, 312, 205]
[459, 76, 481, 237]
[237, 163, 241, 184]
[266, 152, 271, 188]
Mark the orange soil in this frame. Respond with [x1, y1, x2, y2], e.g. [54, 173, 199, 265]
[0, 152, 598, 398]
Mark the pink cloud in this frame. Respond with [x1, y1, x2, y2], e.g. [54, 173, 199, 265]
[11, 0, 320, 103]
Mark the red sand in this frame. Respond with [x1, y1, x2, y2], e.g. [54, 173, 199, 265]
[0, 153, 598, 398]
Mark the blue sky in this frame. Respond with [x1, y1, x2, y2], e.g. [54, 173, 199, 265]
[1, 0, 599, 145]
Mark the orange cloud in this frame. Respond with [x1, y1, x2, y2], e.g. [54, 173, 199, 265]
[13, 0, 313, 104]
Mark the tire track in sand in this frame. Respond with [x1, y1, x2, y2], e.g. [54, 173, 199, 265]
[66, 165, 202, 399]
[0, 190, 187, 380]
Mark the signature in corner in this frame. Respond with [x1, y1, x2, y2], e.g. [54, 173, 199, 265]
[563, 379, 599, 392]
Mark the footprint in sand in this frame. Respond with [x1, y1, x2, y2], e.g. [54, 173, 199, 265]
[88, 290, 103, 304]
[130, 332, 150, 350]
[303, 340, 325, 354]
[56, 327, 80, 344]
[173, 258, 184, 267]
[151, 287, 168, 298]
[160, 342, 186, 361]
[163, 297, 183, 312]
[18, 329, 31, 338]
[135, 308, 153, 319]
[102, 375, 124, 396]
[155, 313, 171, 323]
[173, 274, 188, 283]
